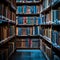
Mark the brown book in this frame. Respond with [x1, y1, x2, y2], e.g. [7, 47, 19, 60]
[2, 26, 8, 39]
[30, 27, 33, 35]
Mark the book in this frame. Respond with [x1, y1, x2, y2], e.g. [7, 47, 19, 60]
[52, 30, 58, 45]
[2, 26, 8, 40]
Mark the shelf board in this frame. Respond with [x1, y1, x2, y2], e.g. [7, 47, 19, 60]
[40, 24, 52, 27]
[16, 2, 40, 6]
[40, 35, 52, 48]
[16, 14, 40, 16]
[0, 19, 16, 25]
[8, 20, 16, 25]
[16, 24, 39, 27]
[16, 48, 40, 50]
[52, 45, 60, 57]
[16, 35, 40, 39]
[10, 4, 16, 12]
[40, 5, 51, 14]
[0, 35, 15, 46]
[52, 1, 60, 9]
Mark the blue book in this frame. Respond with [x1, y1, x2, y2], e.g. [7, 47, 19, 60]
[35, 26, 38, 35]
[38, 17, 41, 25]
[24, 5, 27, 14]
[18, 17, 23, 24]
[17, 6, 22, 14]
[52, 30, 58, 45]
[18, 28, 22, 35]
[34, 6, 36, 14]
[34, 17, 36, 25]
[54, 10, 58, 24]
[27, 17, 31, 24]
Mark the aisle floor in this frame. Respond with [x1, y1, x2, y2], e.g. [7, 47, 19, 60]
[9, 50, 46, 60]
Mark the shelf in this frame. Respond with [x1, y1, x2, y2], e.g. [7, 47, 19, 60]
[16, 2, 40, 6]
[16, 48, 40, 50]
[16, 14, 40, 16]
[0, 20, 16, 25]
[8, 20, 16, 25]
[51, 1, 60, 9]
[40, 5, 51, 14]
[10, 3, 16, 12]
[0, 16, 16, 25]
[16, 24, 39, 27]
[0, 35, 15, 46]
[40, 24, 52, 27]
[40, 35, 52, 48]
[16, 35, 40, 39]
[52, 45, 60, 57]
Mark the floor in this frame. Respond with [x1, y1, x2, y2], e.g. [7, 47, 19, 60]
[9, 50, 46, 60]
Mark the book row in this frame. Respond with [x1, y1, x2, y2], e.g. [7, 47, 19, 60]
[40, 9, 60, 24]
[16, 5, 40, 14]
[0, 4, 16, 22]
[0, 25, 15, 41]
[16, 38, 40, 48]
[16, 0, 40, 2]
[16, 16, 40, 25]
[16, 26, 39, 36]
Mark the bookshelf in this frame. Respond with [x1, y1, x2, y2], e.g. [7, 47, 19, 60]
[0, 0, 16, 60]
[39, 0, 60, 60]
[16, 0, 41, 49]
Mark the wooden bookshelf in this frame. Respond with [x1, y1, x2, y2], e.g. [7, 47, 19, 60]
[0, 0, 16, 59]
[39, 0, 60, 59]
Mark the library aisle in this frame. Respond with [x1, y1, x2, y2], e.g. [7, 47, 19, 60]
[0, 0, 60, 60]
[9, 50, 46, 60]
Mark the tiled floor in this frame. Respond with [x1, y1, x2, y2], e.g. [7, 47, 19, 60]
[9, 50, 46, 60]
